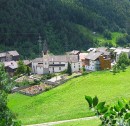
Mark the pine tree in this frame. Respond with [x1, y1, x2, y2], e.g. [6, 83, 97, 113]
[67, 62, 72, 76]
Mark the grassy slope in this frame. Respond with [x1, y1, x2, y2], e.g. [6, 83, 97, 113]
[76, 24, 124, 46]
[55, 119, 101, 126]
[8, 68, 130, 125]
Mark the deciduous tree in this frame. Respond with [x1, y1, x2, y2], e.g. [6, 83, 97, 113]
[0, 63, 21, 126]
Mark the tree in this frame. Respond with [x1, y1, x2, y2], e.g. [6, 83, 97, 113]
[118, 53, 129, 66]
[16, 60, 26, 75]
[85, 96, 130, 126]
[26, 66, 31, 76]
[121, 63, 126, 72]
[67, 62, 72, 76]
[112, 64, 119, 75]
[103, 29, 112, 40]
[0, 63, 21, 126]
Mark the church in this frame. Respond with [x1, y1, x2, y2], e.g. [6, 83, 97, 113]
[32, 40, 82, 74]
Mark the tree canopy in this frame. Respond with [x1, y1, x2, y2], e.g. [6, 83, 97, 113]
[1, 0, 130, 58]
[0, 63, 21, 126]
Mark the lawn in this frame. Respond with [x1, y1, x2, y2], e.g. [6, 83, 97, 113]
[55, 119, 101, 126]
[8, 67, 130, 125]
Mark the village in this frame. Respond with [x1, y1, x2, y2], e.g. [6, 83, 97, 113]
[0, 39, 130, 97]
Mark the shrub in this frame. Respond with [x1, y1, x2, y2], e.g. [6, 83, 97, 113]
[85, 96, 130, 126]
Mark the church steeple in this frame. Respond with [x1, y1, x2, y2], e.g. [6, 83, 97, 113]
[43, 39, 48, 55]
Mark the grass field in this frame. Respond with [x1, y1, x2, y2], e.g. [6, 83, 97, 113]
[55, 119, 101, 126]
[8, 68, 130, 125]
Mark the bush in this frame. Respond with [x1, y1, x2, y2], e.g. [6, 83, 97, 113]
[42, 73, 56, 80]
[60, 69, 67, 74]
[85, 96, 130, 126]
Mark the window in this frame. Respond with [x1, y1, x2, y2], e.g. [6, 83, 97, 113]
[74, 66, 75, 68]
[59, 67, 61, 70]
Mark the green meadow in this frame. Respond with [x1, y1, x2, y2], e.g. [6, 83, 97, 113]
[8, 68, 130, 125]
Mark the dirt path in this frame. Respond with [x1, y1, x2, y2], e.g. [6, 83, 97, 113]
[26, 116, 97, 126]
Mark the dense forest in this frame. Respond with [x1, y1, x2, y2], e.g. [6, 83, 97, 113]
[0, 0, 130, 58]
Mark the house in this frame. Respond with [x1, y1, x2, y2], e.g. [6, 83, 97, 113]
[3, 61, 18, 76]
[85, 52, 111, 71]
[114, 47, 130, 62]
[32, 54, 82, 74]
[68, 50, 80, 55]
[23, 60, 32, 68]
[3, 60, 31, 76]
[96, 47, 108, 53]
[6, 50, 19, 61]
[0, 50, 19, 62]
[85, 52, 102, 71]
[79, 53, 88, 66]
[87, 48, 96, 52]
[0, 52, 6, 62]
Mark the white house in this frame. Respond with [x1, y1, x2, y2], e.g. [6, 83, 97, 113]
[32, 54, 82, 74]
[114, 47, 130, 62]
[85, 52, 102, 71]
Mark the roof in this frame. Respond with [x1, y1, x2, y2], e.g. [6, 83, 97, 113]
[96, 47, 107, 52]
[69, 50, 80, 55]
[79, 53, 88, 60]
[8, 50, 19, 56]
[86, 52, 102, 60]
[87, 48, 96, 52]
[23, 60, 32, 65]
[33, 55, 79, 63]
[33, 58, 43, 62]
[110, 47, 116, 50]
[103, 51, 110, 56]
[0, 52, 6, 58]
[114, 48, 130, 53]
[3, 61, 18, 69]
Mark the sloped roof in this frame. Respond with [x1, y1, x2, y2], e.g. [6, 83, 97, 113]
[8, 50, 19, 56]
[103, 51, 110, 56]
[3, 61, 18, 69]
[0, 52, 6, 57]
[23, 60, 32, 65]
[86, 52, 102, 60]
[33, 55, 79, 63]
[114, 48, 130, 53]
[69, 50, 80, 55]
[96, 47, 107, 52]
[79, 53, 88, 60]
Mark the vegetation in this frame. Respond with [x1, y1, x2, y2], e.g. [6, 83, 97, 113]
[85, 96, 130, 126]
[41, 73, 56, 80]
[16, 60, 27, 75]
[1, 0, 130, 58]
[0, 63, 21, 126]
[117, 53, 129, 66]
[112, 53, 129, 74]
[26, 66, 31, 76]
[67, 62, 72, 76]
[8, 67, 130, 125]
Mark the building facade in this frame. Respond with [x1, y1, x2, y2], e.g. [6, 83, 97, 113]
[32, 54, 82, 74]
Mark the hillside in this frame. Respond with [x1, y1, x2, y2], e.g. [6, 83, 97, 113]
[1, 0, 130, 58]
[8, 68, 130, 125]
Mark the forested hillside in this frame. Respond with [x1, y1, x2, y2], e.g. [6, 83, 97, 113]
[0, 0, 130, 58]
